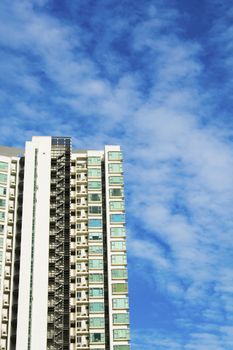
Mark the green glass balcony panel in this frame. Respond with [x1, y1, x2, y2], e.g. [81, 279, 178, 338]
[89, 259, 103, 269]
[89, 219, 102, 228]
[0, 212, 5, 221]
[0, 199, 6, 208]
[0, 187, 6, 196]
[89, 232, 103, 241]
[0, 162, 8, 171]
[108, 151, 123, 161]
[89, 273, 104, 283]
[88, 181, 101, 189]
[0, 174, 7, 184]
[0, 237, 3, 248]
[90, 332, 105, 343]
[88, 193, 102, 202]
[113, 346, 130, 350]
[88, 168, 101, 178]
[111, 227, 126, 237]
[109, 176, 124, 185]
[112, 269, 128, 279]
[113, 329, 130, 340]
[108, 163, 123, 173]
[110, 214, 125, 223]
[113, 313, 129, 324]
[89, 206, 102, 214]
[89, 288, 104, 297]
[90, 302, 104, 313]
[112, 283, 128, 294]
[111, 241, 126, 251]
[90, 317, 105, 328]
[109, 188, 123, 197]
[88, 157, 101, 165]
[89, 246, 103, 255]
[111, 254, 127, 265]
[113, 298, 129, 309]
[110, 201, 124, 210]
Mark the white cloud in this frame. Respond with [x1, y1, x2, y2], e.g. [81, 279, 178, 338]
[0, 1, 233, 349]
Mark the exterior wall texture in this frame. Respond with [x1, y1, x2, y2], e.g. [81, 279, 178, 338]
[0, 137, 130, 350]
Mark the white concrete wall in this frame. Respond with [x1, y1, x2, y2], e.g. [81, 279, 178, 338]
[16, 137, 51, 350]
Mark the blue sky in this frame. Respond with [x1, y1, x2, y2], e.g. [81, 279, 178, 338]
[1, 0, 233, 349]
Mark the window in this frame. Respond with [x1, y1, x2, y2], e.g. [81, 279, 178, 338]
[110, 201, 124, 211]
[89, 274, 104, 283]
[109, 176, 124, 185]
[0, 162, 8, 171]
[108, 152, 122, 161]
[113, 298, 129, 309]
[110, 214, 125, 223]
[90, 317, 105, 328]
[109, 189, 123, 197]
[112, 269, 128, 279]
[90, 302, 104, 313]
[111, 254, 127, 265]
[111, 241, 126, 251]
[88, 168, 101, 178]
[113, 313, 129, 324]
[89, 259, 103, 269]
[0, 174, 7, 184]
[111, 227, 126, 237]
[88, 194, 101, 202]
[112, 283, 128, 294]
[88, 181, 101, 190]
[76, 263, 81, 271]
[0, 212, 5, 221]
[77, 336, 81, 343]
[88, 157, 101, 165]
[108, 163, 123, 173]
[90, 332, 105, 343]
[89, 219, 102, 228]
[0, 187, 6, 196]
[0, 224, 4, 232]
[113, 346, 130, 350]
[89, 232, 102, 241]
[89, 206, 102, 214]
[113, 329, 130, 340]
[0, 199, 6, 208]
[89, 246, 103, 255]
[89, 288, 104, 297]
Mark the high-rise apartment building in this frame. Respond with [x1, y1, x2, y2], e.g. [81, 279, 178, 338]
[0, 137, 130, 350]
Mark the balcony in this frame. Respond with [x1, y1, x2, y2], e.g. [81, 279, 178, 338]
[76, 255, 88, 262]
[76, 283, 88, 290]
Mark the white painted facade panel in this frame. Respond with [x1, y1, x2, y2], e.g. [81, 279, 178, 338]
[16, 137, 51, 350]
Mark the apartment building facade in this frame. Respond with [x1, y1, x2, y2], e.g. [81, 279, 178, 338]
[0, 137, 130, 350]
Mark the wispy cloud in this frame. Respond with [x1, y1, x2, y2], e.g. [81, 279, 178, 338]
[0, 0, 233, 349]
